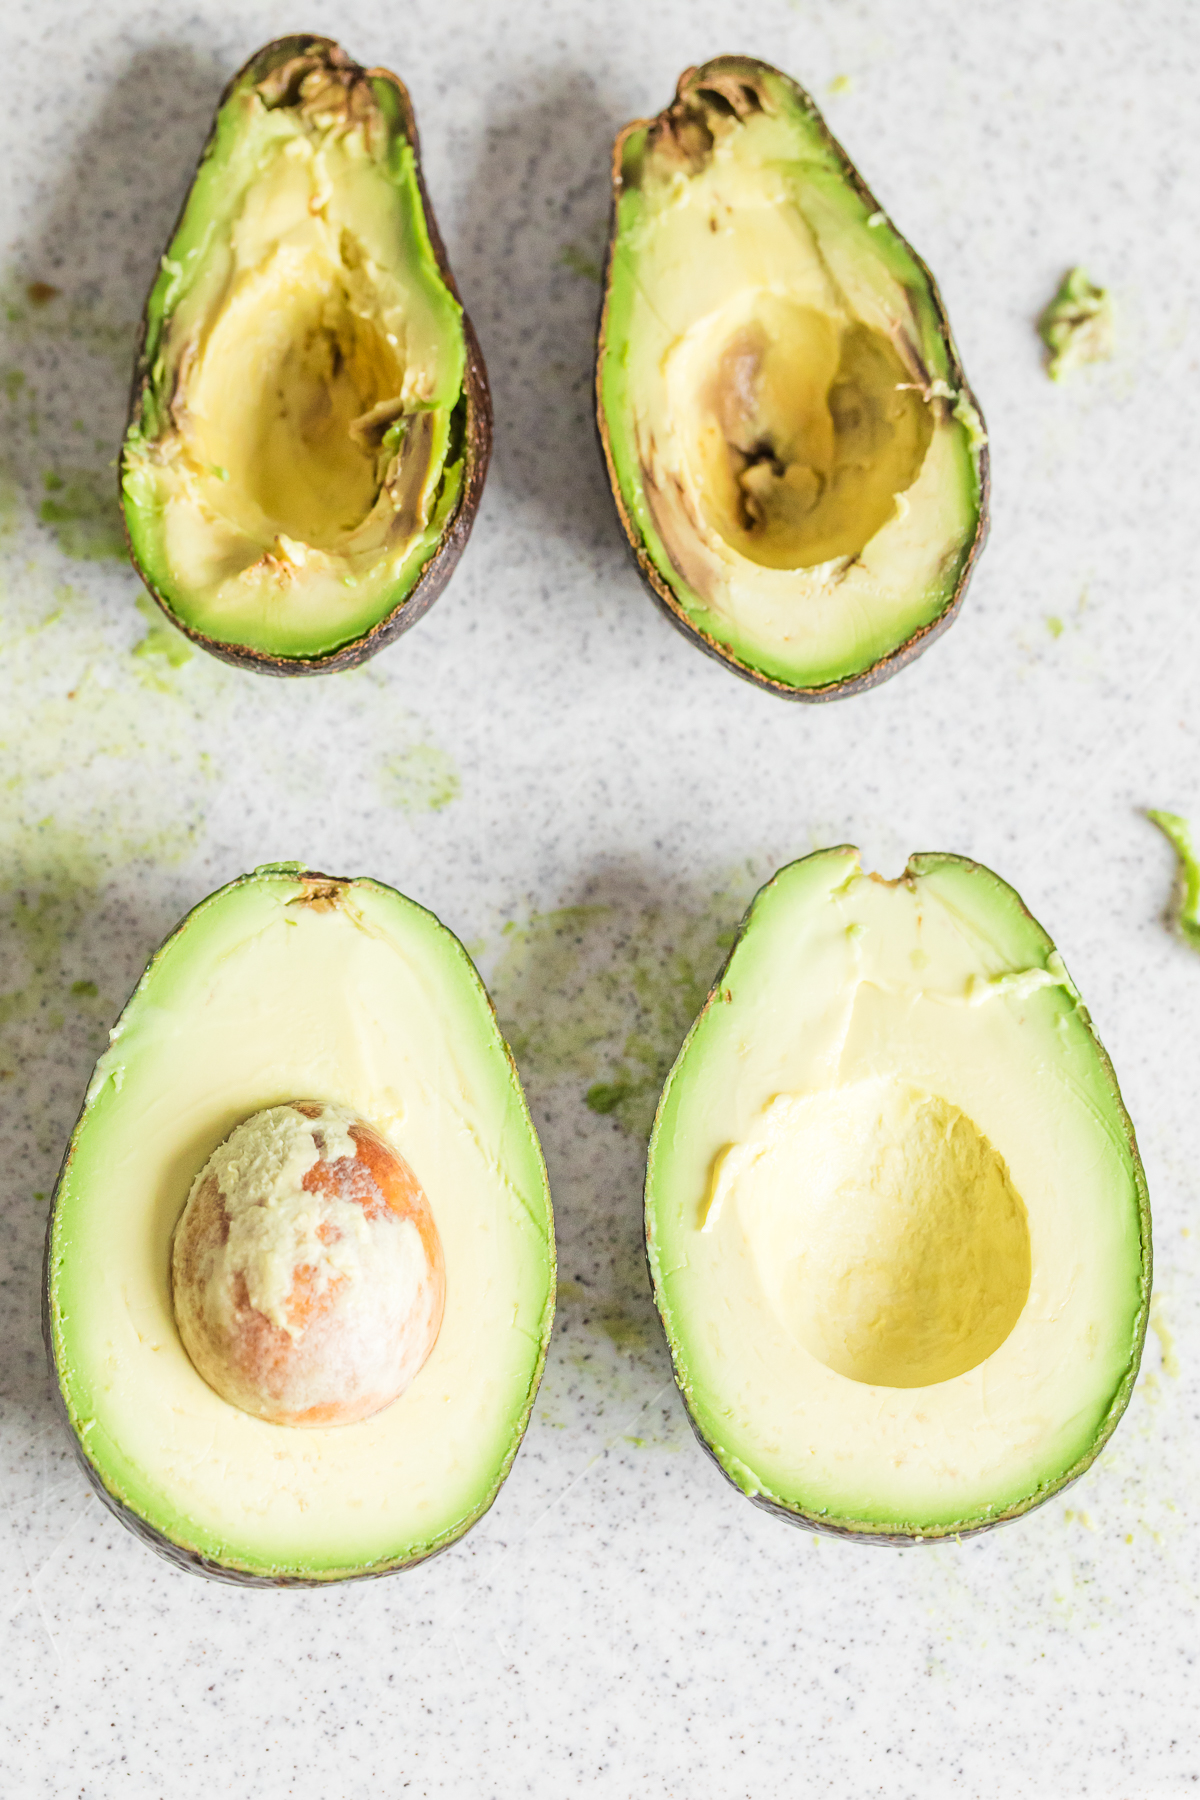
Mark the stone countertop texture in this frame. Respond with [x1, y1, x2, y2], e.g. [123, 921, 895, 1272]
[1, 0, 1197, 1793]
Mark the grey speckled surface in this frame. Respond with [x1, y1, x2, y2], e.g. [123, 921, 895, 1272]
[1, 0, 1198, 1793]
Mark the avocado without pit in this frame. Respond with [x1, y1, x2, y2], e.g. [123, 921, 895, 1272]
[121, 37, 490, 674]
[44, 865, 555, 1584]
[597, 58, 989, 699]
[645, 847, 1149, 1541]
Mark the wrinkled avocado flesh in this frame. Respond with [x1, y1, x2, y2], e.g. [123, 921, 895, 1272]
[122, 68, 466, 659]
[601, 72, 983, 689]
[646, 849, 1148, 1534]
[47, 868, 554, 1579]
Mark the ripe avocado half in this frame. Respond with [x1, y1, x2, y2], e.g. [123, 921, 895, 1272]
[121, 37, 491, 675]
[43, 866, 555, 1584]
[597, 59, 989, 700]
[646, 848, 1150, 1542]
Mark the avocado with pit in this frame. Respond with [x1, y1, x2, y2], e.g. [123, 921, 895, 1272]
[120, 37, 490, 674]
[645, 848, 1149, 1541]
[44, 865, 554, 1583]
[597, 58, 988, 699]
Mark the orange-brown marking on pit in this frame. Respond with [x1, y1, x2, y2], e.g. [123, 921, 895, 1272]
[172, 1104, 446, 1427]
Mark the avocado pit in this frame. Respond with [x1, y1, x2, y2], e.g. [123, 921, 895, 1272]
[171, 1101, 444, 1426]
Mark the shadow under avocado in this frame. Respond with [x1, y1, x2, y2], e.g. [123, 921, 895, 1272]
[453, 67, 638, 562]
[482, 856, 755, 1381]
[0, 844, 185, 1442]
[0, 43, 226, 567]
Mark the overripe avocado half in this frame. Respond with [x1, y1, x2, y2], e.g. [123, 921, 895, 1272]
[597, 59, 989, 699]
[120, 37, 491, 675]
[43, 866, 555, 1584]
[645, 848, 1150, 1541]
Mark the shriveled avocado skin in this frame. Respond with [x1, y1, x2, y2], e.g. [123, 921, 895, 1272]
[44, 865, 555, 1585]
[597, 58, 989, 700]
[645, 849, 1150, 1542]
[121, 37, 491, 676]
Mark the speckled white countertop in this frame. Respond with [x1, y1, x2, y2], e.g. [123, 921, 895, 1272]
[2, 1, 1198, 1793]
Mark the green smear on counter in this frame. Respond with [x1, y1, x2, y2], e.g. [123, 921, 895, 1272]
[1150, 1297, 1179, 1378]
[0, 846, 108, 1040]
[490, 880, 750, 1139]
[1, 275, 136, 372]
[380, 744, 460, 814]
[39, 468, 125, 560]
[133, 594, 192, 678]
[597, 1310, 654, 1350]
[558, 245, 603, 285]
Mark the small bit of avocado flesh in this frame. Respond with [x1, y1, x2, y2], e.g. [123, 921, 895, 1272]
[1149, 810, 1200, 948]
[1039, 267, 1114, 381]
[121, 38, 489, 673]
[44, 865, 554, 1584]
[646, 848, 1150, 1542]
[597, 58, 988, 698]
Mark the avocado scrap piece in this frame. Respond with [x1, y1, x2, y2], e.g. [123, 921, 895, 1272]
[1038, 267, 1114, 380]
[44, 864, 555, 1584]
[596, 56, 989, 700]
[644, 846, 1150, 1542]
[1148, 810, 1200, 949]
[120, 36, 491, 676]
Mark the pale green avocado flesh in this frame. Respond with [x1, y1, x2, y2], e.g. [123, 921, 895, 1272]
[121, 41, 469, 663]
[599, 59, 987, 694]
[45, 865, 555, 1581]
[646, 848, 1149, 1538]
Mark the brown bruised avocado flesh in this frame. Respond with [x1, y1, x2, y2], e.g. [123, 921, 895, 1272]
[121, 37, 490, 673]
[597, 59, 987, 698]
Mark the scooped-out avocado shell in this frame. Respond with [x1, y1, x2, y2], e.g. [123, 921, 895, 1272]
[120, 37, 491, 676]
[645, 848, 1150, 1542]
[596, 58, 989, 700]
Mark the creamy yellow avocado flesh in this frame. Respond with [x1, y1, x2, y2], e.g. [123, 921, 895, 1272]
[646, 850, 1149, 1534]
[600, 72, 984, 690]
[122, 67, 466, 659]
[47, 870, 554, 1579]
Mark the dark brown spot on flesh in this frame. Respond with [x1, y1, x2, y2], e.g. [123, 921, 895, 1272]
[288, 878, 345, 911]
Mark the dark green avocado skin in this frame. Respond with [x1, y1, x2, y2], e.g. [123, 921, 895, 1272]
[122, 36, 492, 678]
[595, 55, 990, 702]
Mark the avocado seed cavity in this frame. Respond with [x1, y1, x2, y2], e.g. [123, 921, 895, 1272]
[711, 1077, 1032, 1388]
[171, 1102, 445, 1426]
[174, 119, 440, 566]
[665, 296, 933, 572]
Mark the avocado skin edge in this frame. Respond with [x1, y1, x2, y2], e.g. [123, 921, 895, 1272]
[642, 848, 1152, 1543]
[595, 57, 991, 703]
[41, 866, 556, 1585]
[121, 38, 493, 678]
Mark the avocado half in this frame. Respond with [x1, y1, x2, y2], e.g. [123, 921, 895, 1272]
[646, 848, 1150, 1542]
[121, 37, 491, 675]
[44, 866, 555, 1584]
[597, 59, 989, 700]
